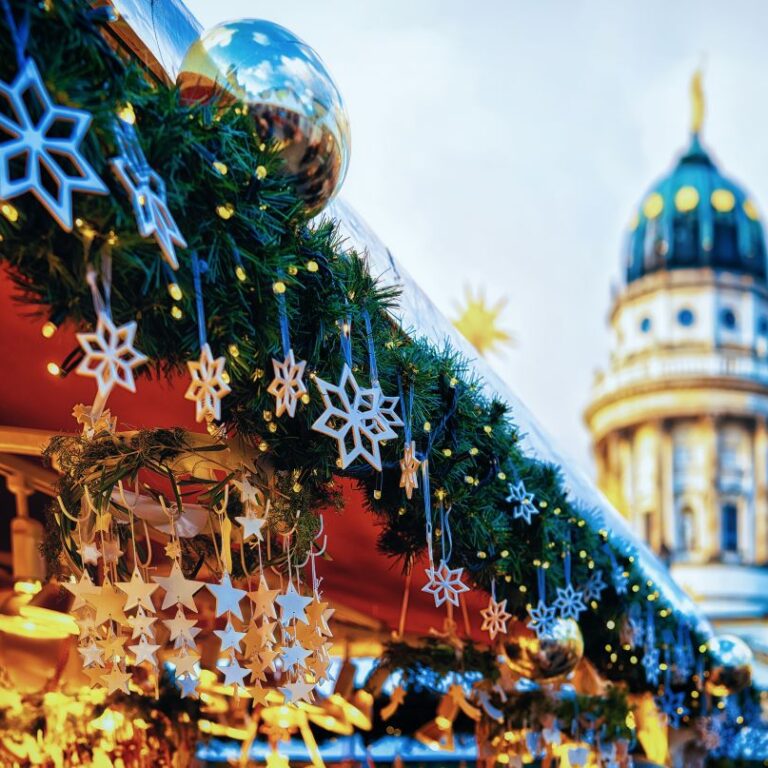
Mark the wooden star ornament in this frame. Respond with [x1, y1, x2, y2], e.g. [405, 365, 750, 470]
[185, 343, 231, 423]
[267, 349, 307, 418]
[399, 441, 420, 499]
[480, 595, 511, 641]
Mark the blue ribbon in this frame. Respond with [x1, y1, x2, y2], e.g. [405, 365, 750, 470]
[397, 375, 415, 445]
[422, 459, 432, 562]
[276, 270, 291, 358]
[361, 309, 379, 385]
[191, 252, 207, 350]
[1, 0, 30, 69]
[340, 315, 352, 368]
[537, 566, 547, 603]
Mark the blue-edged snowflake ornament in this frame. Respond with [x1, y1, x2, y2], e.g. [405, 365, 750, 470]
[506, 480, 537, 524]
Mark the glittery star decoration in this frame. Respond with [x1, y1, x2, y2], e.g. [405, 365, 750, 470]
[185, 343, 231, 423]
[176, 674, 200, 699]
[128, 606, 157, 640]
[280, 678, 315, 704]
[422, 560, 469, 608]
[215, 619, 245, 653]
[399, 441, 420, 500]
[78, 540, 101, 566]
[267, 349, 307, 418]
[220, 656, 249, 689]
[553, 583, 587, 621]
[306, 596, 332, 637]
[480, 595, 511, 640]
[153, 562, 205, 612]
[116, 568, 158, 612]
[111, 121, 187, 270]
[165, 607, 200, 650]
[657, 688, 689, 729]
[63, 571, 98, 610]
[207, 572, 247, 621]
[129, 636, 160, 666]
[582, 569, 607, 602]
[276, 581, 312, 625]
[235, 512, 266, 542]
[248, 574, 279, 620]
[281, 640, 311, 671]
[642, 646, 661, 685]
[76, 313, 148, 401]
[312, 364, 400, 471]
[101, 667, 132, 695]
[0, 58, 108, 230]
[506, 480, 538, 524]
[90, 582, 127, 626]
[526, 600, 557, 639]
[170, 651, 200, 678]
[78, 642, 104, 668]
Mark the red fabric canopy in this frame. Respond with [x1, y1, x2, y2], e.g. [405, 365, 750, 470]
[0, 268, 488, 638]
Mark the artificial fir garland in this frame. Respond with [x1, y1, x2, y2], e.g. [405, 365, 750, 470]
[0, 0, 713, 709]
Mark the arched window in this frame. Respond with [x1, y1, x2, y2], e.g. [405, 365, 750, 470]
[677, 307, 695, 327]
[721, 503, 738, 553]
[721, 308, 737, 330]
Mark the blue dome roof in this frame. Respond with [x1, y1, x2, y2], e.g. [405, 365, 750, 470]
[626, 134, 767, 284]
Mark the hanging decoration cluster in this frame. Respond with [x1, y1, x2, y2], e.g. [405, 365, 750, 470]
[0, 0, 736, 722]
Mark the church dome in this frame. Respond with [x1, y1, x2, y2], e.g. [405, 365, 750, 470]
[625, 132, 767, 284]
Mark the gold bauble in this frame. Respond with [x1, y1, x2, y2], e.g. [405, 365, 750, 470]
[503, 618, 584, 681]
[177, 19, 350, 214]
[705, 635, 752, 697]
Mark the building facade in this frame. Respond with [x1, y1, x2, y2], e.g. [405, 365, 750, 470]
[584, 82, 768, 653]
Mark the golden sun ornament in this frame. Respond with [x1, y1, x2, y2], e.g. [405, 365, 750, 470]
[453, 287, 513, 357]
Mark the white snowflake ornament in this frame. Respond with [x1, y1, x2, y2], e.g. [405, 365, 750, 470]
[0, 59, 107, 230]
[76, 312, 148, 401]
[526, 600, 557, 639]
[267, 349, 307, 417]
[506, 480, 537, 524]
[422, 560, 469, 607]
[312, 364, 400, 471]
[111, 154, 187, 270]
[553, 583, 587, 621]
[185, 343, 231, 422]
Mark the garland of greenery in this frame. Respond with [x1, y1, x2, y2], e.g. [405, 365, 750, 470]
[0, 0, 710, 703]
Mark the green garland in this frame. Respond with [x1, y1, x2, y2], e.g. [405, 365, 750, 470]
[0, 0, 708, 698]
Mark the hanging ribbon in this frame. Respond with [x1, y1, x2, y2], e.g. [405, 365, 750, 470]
[397, 375, 415, 447]
[0, 0, 30, 69]
[276, 269, 291, 358]
[340, 314, 353, 369]
[439, 503, 454, 564]
[361, 308, 379, 386]
[191, 251, 208, 350]
[536, 565, 547, 604]
[422, 459, 433, 566]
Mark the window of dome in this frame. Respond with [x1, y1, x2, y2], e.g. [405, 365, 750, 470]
[675, 186, 699, 213]
[759, 317, 768, 335]
[720, 308, 737, 330]
[639, 316, 652, 333]
[677, 308, 695, 327]
[643, 192, 664, 219]
[711, 188, 736, 213]
[744, 199, 760, 221]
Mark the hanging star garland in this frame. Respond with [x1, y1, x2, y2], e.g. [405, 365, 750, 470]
[276, 581, 312, 625]
[422, 560, 469, 608]
[76, 313, 148, 402]
[267, 349, 307, 418]
[185, 342, 231, 423]
[0, 58, 107, 230]
[207, 571, 247, 621]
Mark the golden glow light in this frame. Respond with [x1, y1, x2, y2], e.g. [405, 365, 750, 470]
[643, 192, 664, 219]
[167, 282, 183, 301]
[41, 321, 57, 339]
[46, 362, 60, 376]
[675, 185, 699, 213]
[453, 287, 513, 357]
[711, 188, 735, 212]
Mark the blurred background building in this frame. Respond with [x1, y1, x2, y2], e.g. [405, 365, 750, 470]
[584, 75, 768, 684]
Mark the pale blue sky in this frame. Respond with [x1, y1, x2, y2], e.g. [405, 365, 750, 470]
[186, 0, 768, 473]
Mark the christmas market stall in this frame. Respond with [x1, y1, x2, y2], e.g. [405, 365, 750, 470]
[0, 0, 763, 765]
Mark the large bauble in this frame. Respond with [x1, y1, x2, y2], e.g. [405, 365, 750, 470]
[705, 635, 752, 697]
[177, 19, 350, 215]
[503, 618, 584, 682]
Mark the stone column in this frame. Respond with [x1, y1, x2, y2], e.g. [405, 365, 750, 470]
[701, 415, 719, 560]
[753, 416, 768, 563]
[659, 420, 675, 554]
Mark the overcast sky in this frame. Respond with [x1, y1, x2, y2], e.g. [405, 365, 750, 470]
[185, 0, 768, 474]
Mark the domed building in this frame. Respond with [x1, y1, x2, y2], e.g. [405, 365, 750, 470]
[585, 76, 768, 676]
